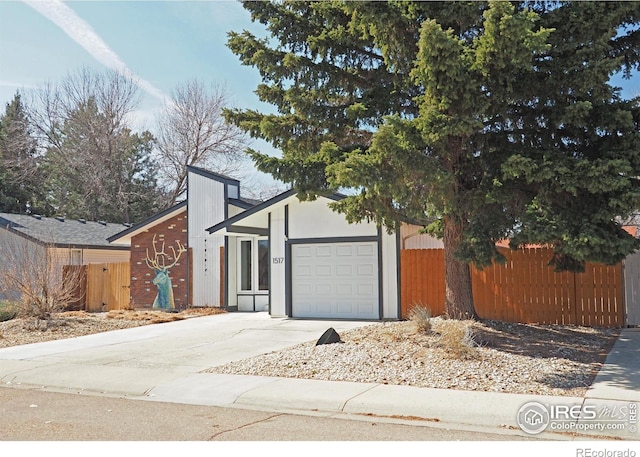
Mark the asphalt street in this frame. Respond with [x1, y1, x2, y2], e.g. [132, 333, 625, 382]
[0, 386, 534, 441]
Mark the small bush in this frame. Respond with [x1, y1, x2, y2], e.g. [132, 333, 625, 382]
[408, 305, 432, 333]
[435, 319, 478, 359]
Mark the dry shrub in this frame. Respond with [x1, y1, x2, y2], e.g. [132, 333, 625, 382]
[433, 319, 478, 359]
[0, 237, 85, 320]
[408, 305, 432, 333]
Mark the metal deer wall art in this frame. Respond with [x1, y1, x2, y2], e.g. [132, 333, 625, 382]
[145, 235, 187, 310]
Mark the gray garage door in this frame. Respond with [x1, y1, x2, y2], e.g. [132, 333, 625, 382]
[291, 242, 379, 319]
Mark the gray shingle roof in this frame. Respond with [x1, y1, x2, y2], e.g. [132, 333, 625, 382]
[0, 213, 131, 249]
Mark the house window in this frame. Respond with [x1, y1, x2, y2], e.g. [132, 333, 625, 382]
[258, 239, 269, 291]
[238, 238, 269, 294]
[70, 249, 82, 265]
[240, 240, 252, 291]
[228, 184, 239, 199]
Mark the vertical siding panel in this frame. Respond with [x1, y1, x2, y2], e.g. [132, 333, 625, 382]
[188, 171, 227, 307]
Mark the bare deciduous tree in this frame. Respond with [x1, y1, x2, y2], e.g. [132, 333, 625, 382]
[28, 67, 141, 151]
[25, 67, 164, 223]
[0, 233, 84, 321]
[155, 80, 249, 205]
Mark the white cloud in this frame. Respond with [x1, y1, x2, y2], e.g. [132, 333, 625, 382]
[23, 0, 166, 102]
[0, 80, 39, 90]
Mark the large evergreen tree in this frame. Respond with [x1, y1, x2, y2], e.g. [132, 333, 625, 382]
[225, 1, 640, 319]
[0, 93, 50, 215]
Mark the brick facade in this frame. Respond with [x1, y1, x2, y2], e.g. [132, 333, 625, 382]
[129, 211, 190, 309]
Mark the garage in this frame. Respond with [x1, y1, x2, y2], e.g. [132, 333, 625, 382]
[290, 241, 379, 319]
[207, 190, 399, 320]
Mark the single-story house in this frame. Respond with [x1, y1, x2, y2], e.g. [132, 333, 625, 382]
[207, 189, 408, 320]
[108, 166, 259, 309]
[0, 212, 131, 302]
[0, 212, 131, 266]
[206, 188, 640, 327]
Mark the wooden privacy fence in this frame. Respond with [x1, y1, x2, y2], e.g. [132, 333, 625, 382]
[64, 262, 130, 312]
[401, 247, 625, 327]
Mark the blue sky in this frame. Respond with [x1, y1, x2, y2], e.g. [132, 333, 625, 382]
[0, 1, 272, 124]
[0, 0, 639, 189]
[0, 0, 285, 192]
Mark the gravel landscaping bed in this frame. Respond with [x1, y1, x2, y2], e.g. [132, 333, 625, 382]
[0, 310, 619, 397]
[206, 318, 619, 397]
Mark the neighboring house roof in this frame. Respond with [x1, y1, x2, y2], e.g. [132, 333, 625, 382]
[0, 213, 131, 250]
[108, 201, 188, 245]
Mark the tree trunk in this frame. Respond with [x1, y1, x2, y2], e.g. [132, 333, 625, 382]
[443, 215, 478, 320]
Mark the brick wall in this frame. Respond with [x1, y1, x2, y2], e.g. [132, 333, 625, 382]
[130, 211, 190, 309]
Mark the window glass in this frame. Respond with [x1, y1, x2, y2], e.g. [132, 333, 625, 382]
[70, 249, 82, 266]
[258, 239, 269, 291]
[240, 240, 252, 290]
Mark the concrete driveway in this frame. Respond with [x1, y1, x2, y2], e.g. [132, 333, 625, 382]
[0, 312, 371, 398]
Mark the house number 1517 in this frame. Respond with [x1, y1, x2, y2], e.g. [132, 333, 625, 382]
[272, 257, 285, 264]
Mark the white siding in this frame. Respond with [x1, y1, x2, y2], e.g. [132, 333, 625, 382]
[228, 204, 246, 218]
[381, 231, 399, 319]
[188, 171, 227, 307]
[226, 238, 238, 308]
[288, 197, 377, 239]
[269, 206, 287, 317]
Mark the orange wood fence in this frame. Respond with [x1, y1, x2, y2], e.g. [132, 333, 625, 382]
[401, 247, 625, 327]
[64, 262, 131, 312]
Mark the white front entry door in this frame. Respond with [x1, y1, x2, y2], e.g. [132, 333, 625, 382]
[291, 241, 379, 319]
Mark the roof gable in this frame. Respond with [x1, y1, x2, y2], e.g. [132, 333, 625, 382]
[107, 201, 187, 244]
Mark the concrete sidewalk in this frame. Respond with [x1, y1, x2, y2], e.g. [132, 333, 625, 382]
[0, 313, 638, 441]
